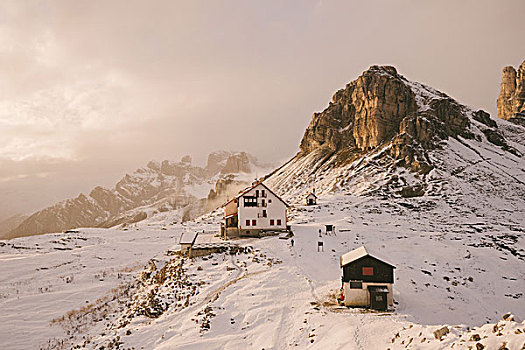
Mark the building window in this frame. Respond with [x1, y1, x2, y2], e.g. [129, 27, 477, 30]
[246, 220, 250, 226]
[261, 199, 266, 207]
[252, 219, 256, 226]
[268, 199, 272, 203]
[270, 219, 274, 225]
[255, 190, 259, 197]
[262, 189, 266, 197]
[262, 210, 267, 217]
[276, 219, 282, 226]
[349, 281, 362, 289]
[362, 267, 374, 276]
[244, 196, 257, 207]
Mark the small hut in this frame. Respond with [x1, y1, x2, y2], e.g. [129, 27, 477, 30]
[340, 246, 395, 311]
[179, 231, 198, 255]
[306, 192, 317, 205]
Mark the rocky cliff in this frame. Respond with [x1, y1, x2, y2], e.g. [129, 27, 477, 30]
[297, 65, 509, 173]
[4, 151, 264, 239]
[300, 66, 418, 153]
[266, 65, 523, 201]
[497, 60, 525, 126]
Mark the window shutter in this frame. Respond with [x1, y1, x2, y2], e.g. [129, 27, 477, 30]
[362, 267, 374, 276]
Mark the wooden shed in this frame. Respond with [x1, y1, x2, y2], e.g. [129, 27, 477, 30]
[340, 246, 395, 311]
[179, 231, 198, 255]
[306, 192, 317, 205]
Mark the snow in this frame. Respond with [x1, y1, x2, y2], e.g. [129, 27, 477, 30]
[340, 246, 394, 267]
[0, 227, 181, 349]
[1, 180, 523, 349]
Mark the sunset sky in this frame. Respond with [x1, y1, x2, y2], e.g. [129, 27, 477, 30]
[1, 0, 524, 219]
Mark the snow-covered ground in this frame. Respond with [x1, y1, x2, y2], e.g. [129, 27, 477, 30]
[0, 225, 180, 349]
[1, 185, 523, 349]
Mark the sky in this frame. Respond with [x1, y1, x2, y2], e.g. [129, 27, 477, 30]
[1, 0, 524, 219]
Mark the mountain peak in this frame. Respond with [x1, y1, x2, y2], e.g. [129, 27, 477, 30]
[497, 60, 525, 125]
[298, 65, 517, 176]
[269, 65, 523, 202]
[365, 65, 398, 76]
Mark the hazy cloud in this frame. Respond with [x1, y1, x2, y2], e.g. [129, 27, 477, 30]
[1, 0, 524, 218]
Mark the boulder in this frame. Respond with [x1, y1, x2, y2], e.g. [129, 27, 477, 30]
[433, 326, 449, 340]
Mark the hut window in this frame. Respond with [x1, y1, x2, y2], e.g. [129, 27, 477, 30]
[244, 196, 257, 207]
[349, 281, 362, 289]
[362, 267, 374, 276]
[246, 220, 250, 226]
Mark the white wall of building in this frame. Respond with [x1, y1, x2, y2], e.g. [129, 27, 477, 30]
[237, 184, 287, 230]
[342, 282, 393, 307]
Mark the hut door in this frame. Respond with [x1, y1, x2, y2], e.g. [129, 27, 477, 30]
[370, 291, 387, 311]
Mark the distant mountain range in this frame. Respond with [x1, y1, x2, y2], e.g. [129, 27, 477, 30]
[3, 151, 270, 239]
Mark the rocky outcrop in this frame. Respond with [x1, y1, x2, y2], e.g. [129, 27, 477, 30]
[299, 65, 480, 172]
[205, 151, 232, 175]
[497, 61, 525, 125]
[221, 152, 252, 174]
[300, 66, 418, 153]
[6, 151, 262, 239]
[267, 64, 522, 200]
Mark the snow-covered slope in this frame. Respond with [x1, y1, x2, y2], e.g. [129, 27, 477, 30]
[1, 65, 524, 349]
[1, 191, 523, 349]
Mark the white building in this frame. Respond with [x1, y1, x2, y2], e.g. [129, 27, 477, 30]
[222, 182, 289, 238]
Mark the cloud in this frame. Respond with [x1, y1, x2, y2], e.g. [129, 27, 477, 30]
[0, 0, 524, 218]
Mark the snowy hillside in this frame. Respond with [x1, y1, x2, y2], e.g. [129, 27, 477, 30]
[1, 65, 524, 349]
[1, 191, 523, 349]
